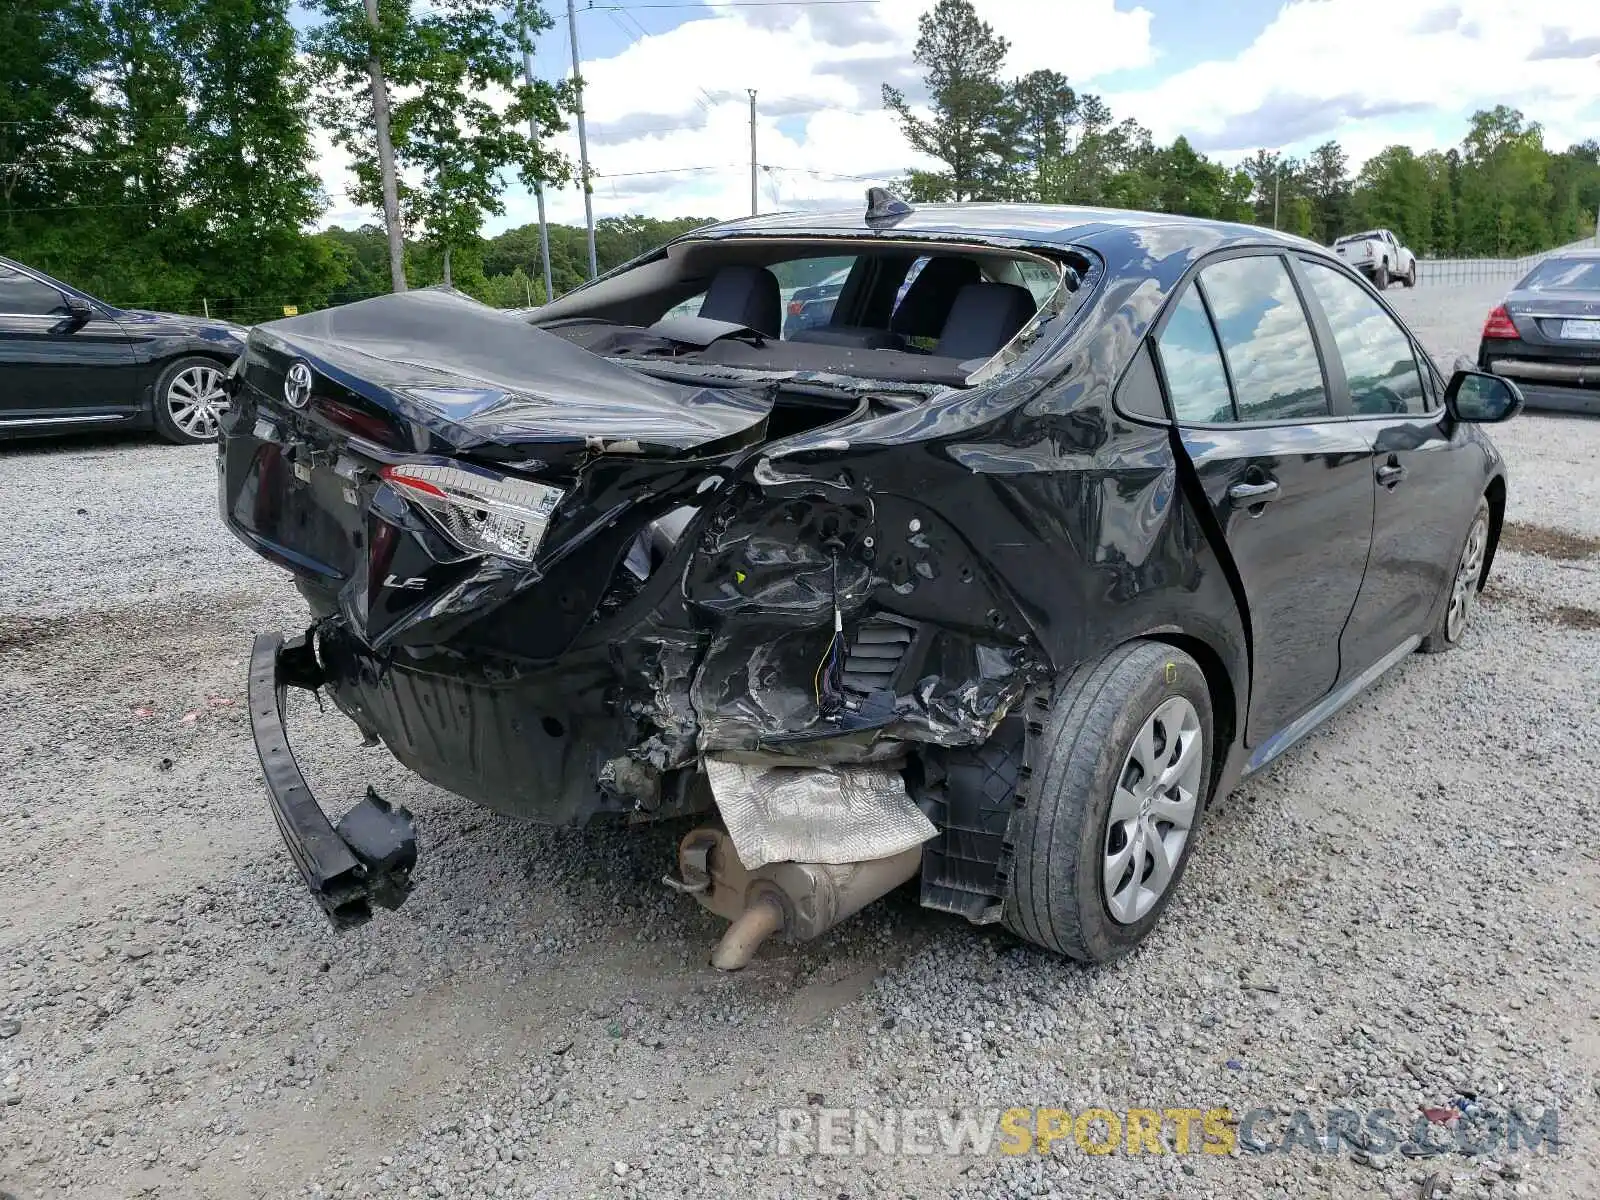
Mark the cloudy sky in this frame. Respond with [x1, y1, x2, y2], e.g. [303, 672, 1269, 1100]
[314, 0, 1600, 234]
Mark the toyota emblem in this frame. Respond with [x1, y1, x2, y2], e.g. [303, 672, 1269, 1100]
[283, 360, 313, 410]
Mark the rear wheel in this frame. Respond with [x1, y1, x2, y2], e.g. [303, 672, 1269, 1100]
[1421, 498, 1491, 653]
[152, 356, 228, 444]
[1373, 261, 1390, 290]
[1004, 641, 1213, 962]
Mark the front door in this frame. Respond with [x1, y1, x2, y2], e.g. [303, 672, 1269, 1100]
[1154, 253, 1375, 744]
[0, 264, 137, 427]
[1295, 256, 1481, 670]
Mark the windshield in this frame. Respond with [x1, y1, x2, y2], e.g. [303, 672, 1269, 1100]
[1334, 232, 1380, 246]
[1516, 257, 1600, 293]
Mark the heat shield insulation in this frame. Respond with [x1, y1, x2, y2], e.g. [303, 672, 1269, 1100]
[706, 757, 936, 869]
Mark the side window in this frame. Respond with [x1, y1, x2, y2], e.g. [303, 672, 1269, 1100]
[0, 266, 70, 317]
[1155, 286, 1234, 423]
[1115, 341, 1168, 422]
[1300, 259, 1427, 415]
[1015, 260, 1060, 308]
[1199, 255, 1329, 420]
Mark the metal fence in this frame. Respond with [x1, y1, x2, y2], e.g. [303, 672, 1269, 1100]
[1415, 236, 1599, 286]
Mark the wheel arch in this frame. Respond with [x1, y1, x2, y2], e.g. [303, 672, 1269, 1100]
[1481, 473, 1506, 587]
[143, 347, 237, 406]
[1139, 630, 1238, 797]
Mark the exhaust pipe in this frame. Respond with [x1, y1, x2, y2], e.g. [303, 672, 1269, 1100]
[670, 828, 922, 970]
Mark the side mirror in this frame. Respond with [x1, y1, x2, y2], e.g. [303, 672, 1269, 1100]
[1445, 369, 1523, 423]
[63, 295, 93, 328]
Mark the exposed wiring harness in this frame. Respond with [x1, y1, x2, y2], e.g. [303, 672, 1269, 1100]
[813, 553, 845, 715]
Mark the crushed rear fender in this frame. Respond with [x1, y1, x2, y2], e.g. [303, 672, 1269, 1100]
[220, 286, 1245, 841]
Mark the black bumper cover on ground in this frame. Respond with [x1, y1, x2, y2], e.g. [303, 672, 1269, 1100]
[248, 631, 418, 928]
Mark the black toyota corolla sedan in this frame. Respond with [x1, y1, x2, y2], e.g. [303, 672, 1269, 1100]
[222, 195, 1521, 968]
[0, 256, 246, 443]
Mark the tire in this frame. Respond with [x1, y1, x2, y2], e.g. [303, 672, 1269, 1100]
[1420, 497, 1491, 654]
[1004, 641, 1214, 963]
[151, 355, 229, 444]
[1403, 259, 1417, 288]
[1373, 261, 1389, 290]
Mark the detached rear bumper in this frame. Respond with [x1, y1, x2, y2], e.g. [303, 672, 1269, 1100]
[248, 632, 418, 928]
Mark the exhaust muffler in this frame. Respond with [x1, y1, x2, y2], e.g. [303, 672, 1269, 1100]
[670, 828, 922, 970]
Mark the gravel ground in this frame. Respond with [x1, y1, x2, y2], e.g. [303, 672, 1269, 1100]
[2, 282, 1599, 1200]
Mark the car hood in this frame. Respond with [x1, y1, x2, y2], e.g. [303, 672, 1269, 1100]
[248, 287, 775, 456]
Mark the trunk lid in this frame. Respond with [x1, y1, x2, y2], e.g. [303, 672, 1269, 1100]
[1504, 288, 1600, 348]
[220, 289, 777, 651]
[243, 288, 775, 459]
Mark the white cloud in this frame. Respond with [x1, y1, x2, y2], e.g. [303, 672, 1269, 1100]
[313, 0, 1154, 231]
[1104, 0, 1600, 163]
[309, 0, 1600, 239]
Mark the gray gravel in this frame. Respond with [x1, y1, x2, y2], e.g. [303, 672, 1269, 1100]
[2, 286, 1599, 1200]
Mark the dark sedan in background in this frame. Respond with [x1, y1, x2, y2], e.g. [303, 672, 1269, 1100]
[0, 256, 246, 444]
[1479, 249, 1600, 414]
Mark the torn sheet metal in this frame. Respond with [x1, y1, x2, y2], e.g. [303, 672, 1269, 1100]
[705, 756, 936, 869]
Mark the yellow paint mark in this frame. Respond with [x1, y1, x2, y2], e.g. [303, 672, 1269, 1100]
[1165, 661, 1176, 684]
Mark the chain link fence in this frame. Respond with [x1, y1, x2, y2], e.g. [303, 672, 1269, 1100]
[1415, 236, 1599, 286]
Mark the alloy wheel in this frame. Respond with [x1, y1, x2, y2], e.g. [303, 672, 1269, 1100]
[1445, 512, 1489, 642]
[1103, 696, 1203, 924]
[166, 364, 227, 440]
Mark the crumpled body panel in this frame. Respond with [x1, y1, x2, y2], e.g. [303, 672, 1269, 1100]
[220, 229, 1251, 836]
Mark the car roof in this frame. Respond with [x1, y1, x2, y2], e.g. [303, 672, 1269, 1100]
[690, 202, 1319, 256]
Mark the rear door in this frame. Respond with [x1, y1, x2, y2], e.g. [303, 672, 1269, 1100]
[0, 264, 137, 425]
[1153, 251, 1375, 744]
[1296, 255, 1479, 671]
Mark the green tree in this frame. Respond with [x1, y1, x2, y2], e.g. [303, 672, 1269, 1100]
[175, 0, 334, 317]
[882, 0, 1010, 201]
[1240, 149, 1283, 227]
[1352, 145, 1432, 250]
[1003, 69, 1077, 201]
[1303, 141, 1350, 242]
[1147, 136, 1240, 219]
[307, 0, 571, 290]
[1456, 106, 1551, 255]
[0, 0, 106, 228]
[1420, 150, 1458, 255]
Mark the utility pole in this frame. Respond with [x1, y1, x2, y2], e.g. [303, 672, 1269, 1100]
[361, 0, 407, 292]
[521, 35, 554, 304]
[748, 89, 758, 217]
[1272, 157, 1281, 231]
[566, 0, 597, 280]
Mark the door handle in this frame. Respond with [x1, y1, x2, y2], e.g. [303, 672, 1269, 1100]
[1227, 480, 1280, 503]
[1376, 463, 1406, 486]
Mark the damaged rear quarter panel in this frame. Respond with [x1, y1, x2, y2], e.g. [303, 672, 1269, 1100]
[224, 224, 1253, 826]
[683, 231, 1249, 761]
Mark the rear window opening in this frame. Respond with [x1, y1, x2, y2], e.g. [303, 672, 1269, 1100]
[530, 238, 1094, 391]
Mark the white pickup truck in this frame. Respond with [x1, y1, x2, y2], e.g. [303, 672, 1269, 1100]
[1332, 228, 1417, 290]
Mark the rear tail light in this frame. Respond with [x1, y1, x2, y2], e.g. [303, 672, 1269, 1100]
[787, 301, 805, 315]
[1482, 306, 1519, 339]
[380, 463, 563, 562]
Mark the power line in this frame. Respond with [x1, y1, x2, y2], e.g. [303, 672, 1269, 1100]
[591, 163, 739, 179]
